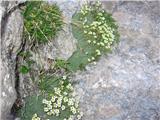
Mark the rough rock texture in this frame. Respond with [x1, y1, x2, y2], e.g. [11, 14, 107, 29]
[1, 1, 160, 120]
[32, 1, 160, 120]
[0, 1, 23, 120]
[73, 1, 160, 120]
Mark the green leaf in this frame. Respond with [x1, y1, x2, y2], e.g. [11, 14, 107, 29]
[54, 59, 68, 70]
[19, 65, 30, 74]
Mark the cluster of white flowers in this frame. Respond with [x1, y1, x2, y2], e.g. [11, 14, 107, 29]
[32, 113, 41, 120]
[80, 1, 116, 63]
[80, 4, 91, 16]
[42, 77, 83, 120]
[95, 1, 102, 7]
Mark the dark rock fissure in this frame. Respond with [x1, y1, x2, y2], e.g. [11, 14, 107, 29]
[3, 2, 27, 118]
[11, 38, 26, 117]
[1, 2, 26, 38]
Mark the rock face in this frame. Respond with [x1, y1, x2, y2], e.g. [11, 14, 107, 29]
[73, 1, 160, 120]
[28, 1, 160, 120]
[1, 1, 23, 120]
[1, 1, 160, 120]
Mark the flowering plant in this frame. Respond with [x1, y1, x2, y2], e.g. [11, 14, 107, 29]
[40, 76, 83, 120]
[67, 1, 119, 71]
[19, 76, 83, 120]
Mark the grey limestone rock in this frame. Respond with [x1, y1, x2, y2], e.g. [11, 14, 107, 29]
[1, 1, 23, 120]
[73, 1, 160, 120]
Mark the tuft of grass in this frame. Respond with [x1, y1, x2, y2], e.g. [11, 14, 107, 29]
[53, 59, 69, 70]
[67, 1, 120, 71]
[23, 1, 63, 44]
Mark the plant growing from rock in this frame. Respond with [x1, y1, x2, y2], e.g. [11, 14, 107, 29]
[23, 1, 63, 44]
[67, 1, 120, 71]
[19, 76, 83, 120]
[19, 1, 63, 75]
[18, 1, 120, 120]
[17, 1, 83, 120]
[19, 51, 34, 74]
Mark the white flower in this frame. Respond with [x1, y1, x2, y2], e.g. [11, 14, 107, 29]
[93, 32, 96, 35]
[57, 97, 62, 104]
[42, 99, 48, 104]
[47, 104, 52, 110]
[100, 42, 105, 46]
[72, 91, 76, 96]
[104, 40, 108, 43]
[32, 113, 37, 118]
[91, 57, 95, 60]
[51, 96, 56, 102]
[47, 111, 52, 116]
[32, 113, 41, 120]
[66, 83, 73, 90]
[61, 105, 66, 110]
[68, 115, 74, 120]
[87, 58, 91, 62]
[70, 106, 76, 114]
[87, 40, 91, 43]
[77, 114, 82, 120]
[75, 101, 79, 108]
[60, 80, 64, 84]
[96, 1, 102, 6]
[80, 112, 83, 116]
[84, 30, 87, 33]
[50, 110, 55, 115]
[57, 100, 62, 107]
[63, 92, 68, 96]
[47, 101, 52, 105]
[94, 35, 97, 38]
[96, 49, 101, 55]
[68, 98, 74, 106]
[44, 107, 49, 112]
[88, 31, 92, 35]
[61, 85, 64, 89]
[62, 76, 67, 80]
[101, 17, 105, 20]
[54, 87, 61, 95]
[63, 97, 68, 102]
[85, 52, 88, 55]
[77, 111, 83, 119]
[53, 103, 58, 108]
[54, 109, 60, 116]
[105, 46, 109, 49]
[98, 13, 103, 16]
